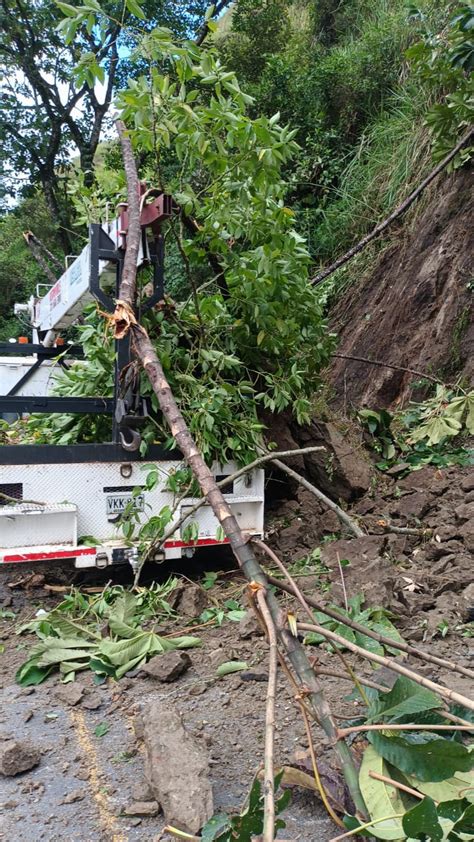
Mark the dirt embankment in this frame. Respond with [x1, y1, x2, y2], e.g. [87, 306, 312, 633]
[328, 167, 473, 409]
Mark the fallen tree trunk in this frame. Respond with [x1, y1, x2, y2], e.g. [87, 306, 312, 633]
[113, 119, 368, 819]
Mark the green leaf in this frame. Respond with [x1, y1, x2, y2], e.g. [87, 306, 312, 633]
[201, 813, 231, 842]
[226, 610, 246, 622]
[402, 796, 443, 841]
[438, 798, 471, 823]
[16, 659, 53, 686]
[451, 802, 474, 834]
[368, 676, 442, 722]
[169, 636, 202, 649]
[216, 661, 248, 677]
[405, 770, 474, 803]
[125, 0, 145, 19]
[369, 732, 474, 782]
[359, 745, 405, 839]
[56, 1, 80, 17]
[94, 722, 110, 738]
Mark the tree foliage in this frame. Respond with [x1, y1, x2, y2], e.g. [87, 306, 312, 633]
[0, 0, 211, 247]
[23, 14, 334, 463]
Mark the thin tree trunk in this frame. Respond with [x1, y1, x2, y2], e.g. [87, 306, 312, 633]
[113, 119, 368, 819]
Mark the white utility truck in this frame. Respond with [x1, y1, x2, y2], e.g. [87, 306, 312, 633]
[0, 188, 264, 569]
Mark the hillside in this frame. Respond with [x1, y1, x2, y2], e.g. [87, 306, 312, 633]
[329, 166, 473, 408]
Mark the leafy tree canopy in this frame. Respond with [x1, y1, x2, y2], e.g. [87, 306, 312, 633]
[23, 10, 335, 461]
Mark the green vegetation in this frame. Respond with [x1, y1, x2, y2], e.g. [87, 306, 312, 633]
[359, 386, 474, 473]
[304, 593, 404, 657]
[15, 580, 201, 685]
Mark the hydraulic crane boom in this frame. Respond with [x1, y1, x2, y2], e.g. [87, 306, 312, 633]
[15, 190, 173, 346]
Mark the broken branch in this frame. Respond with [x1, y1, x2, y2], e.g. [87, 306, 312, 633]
[264, 451, 364, 538]
[337, 723, 474, 738]
[298, 621, 474, 712]
[297, 698, 345, 828]
[139, 446, 325, 574]
[255, 586, 278, 842]
[113, 119, 368, 819]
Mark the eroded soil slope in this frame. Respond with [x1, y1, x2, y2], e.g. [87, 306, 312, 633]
[329, 167, 473, 408]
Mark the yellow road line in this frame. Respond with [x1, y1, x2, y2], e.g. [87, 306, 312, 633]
[69, 707, 127, 842]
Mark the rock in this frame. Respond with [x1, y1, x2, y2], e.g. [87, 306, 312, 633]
[459, 518, 474, 553]
[432, 524, 462, 543]
[0, 739, 41, 776]
[131, 780, 155, 802]
[321, 536, 394, 607]
[455, 502, 474, 523]
[178, 584, 208, 619]
[142, 651, 191, 683]
[461, 472, 474, 493]
[55, 683, 85, 707]
[81, 691, 103, 711]
[207, 649, 229, 668]
[238, 609, 262, 639]
[188, 682, 209, 697]
[123, 800, 160, 817]
[292, 420, 372, 502]
[142, 699, 213, 834]
[461, 582, 474, 607]
[62, 788, 85, 804]
[398, 467, 450, 496]
[353, 498, 376, 515]
[423, 539, 464, 562]
[395, 491, 433, 520]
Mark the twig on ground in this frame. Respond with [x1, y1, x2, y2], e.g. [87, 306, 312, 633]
[336, 552, 348, 612]
[376, 519, 433, 537]
[329, 813, 405, 842]
[338, 723, 474, 738]
[254, 539, 370, 706]
[312, 668, 474, 728]
[267, 575, 474, 680]
[298, 621, 474, 712]
[255, 586, 278, 842]
[312, 667, 388, 694]
[369, 771, 424, 800]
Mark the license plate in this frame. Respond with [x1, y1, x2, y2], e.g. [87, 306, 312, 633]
[106, 494, 144, 516]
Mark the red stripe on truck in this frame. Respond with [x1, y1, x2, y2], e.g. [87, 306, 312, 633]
[164, 537, 230, 549]
[1, 548, 96, 563]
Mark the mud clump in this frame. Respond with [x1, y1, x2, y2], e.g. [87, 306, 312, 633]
[0, 737, 41, 776]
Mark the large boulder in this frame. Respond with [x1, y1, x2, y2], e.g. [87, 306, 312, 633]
[141, 700, 213, 834]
